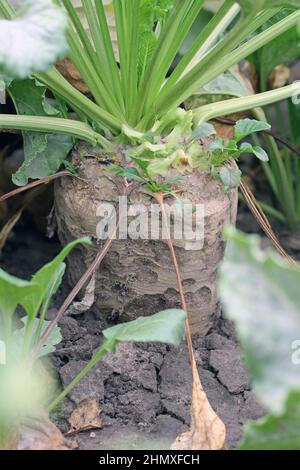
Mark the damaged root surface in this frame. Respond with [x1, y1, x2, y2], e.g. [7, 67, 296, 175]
[55, 153, 238, 335]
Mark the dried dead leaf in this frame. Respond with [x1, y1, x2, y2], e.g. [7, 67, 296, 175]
[18, 411, 77, 450]
[68, 399, 102, 432]
[269, 65, 291, 90]
[239, 60, 259, 92]
[56, 59, 90, 94]
[171, 357, 226, 450]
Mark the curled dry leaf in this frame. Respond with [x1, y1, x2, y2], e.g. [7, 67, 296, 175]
[171, 358, 226, 451]
[239, 61, 259, 92]
[18, 412, 77, 450]
[68, 399, 102, 432]
[269, 65, 291, 90]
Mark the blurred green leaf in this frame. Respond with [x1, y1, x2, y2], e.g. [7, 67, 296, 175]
[21, 237, 91, 322]
[219, 228, 300, 414]
[288, 99, 300, 146]
[0, 0, 68, 79]
[0, 270, 34, 336]
[249, 8, 300, 90]
[240, 391, 300, 450]
[191, 122, 216, 141]
[12, 317, 62, 359]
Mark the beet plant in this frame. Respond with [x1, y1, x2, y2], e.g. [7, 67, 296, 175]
[0, 1, 299, 331]
[1, 0, 300, 450]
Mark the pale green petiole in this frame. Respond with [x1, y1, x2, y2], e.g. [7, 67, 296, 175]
[0, 114, 112, 149]
[193, 83, 300, 126]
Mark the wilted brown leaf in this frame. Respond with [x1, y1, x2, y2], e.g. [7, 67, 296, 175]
[269, 65, 291, 90]
[56, 59, 89, 95]
[171, 356, 226, 451]
[68, 399, 102, 432]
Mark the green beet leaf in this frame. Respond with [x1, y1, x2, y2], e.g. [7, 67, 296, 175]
[234, 119, 271, 142]
[103, 309, 186, 352]
[8, 79, 73, 186]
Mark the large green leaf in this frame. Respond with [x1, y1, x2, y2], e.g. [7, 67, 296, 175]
[8, 79, 73, 186]
[219, 228, 300, 414]
[240, 391, 300, 450]
[103, 309, 186, 352]
[0, 0, 68, 79]
[0, 270, 35, 337]
[21, 237, 91, 322]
